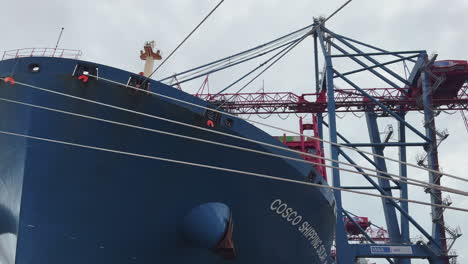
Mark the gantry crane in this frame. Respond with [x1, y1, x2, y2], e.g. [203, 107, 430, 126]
[181, 20, 468, 264]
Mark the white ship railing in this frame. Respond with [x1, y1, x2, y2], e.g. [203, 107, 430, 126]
[1, 48, 82, 60]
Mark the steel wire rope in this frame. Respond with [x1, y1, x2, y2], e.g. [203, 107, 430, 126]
[258, 113, 273, 120]
[442, 110, 457, 115]
[212, 29, 310, 105]
[0, 129, 467, 213]
[2, 78, 467, 196]
[214, 0, 353, 107]
[163, 38, 301, 87]
[143, 0, 226, 83]
[81, 74, 468, 184]
[351, 112, 364, 118]
[212, 37, 304, 97]
[336, 113, 346, 119]
[162, 37, 303, 87]
[167, 38, 303, 84]
[277, 113, 290, 120]
[4, 75, 466, 186]
[161, 38, 300, 85]
[165, 28, 310, 81]
[190, 16, 461, 187]
[294, 113, 309, 119]
[158, 22, 317, 83]
[0, 97, 463, 196]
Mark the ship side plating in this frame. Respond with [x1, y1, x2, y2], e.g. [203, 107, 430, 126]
[0, 57, 335, 264]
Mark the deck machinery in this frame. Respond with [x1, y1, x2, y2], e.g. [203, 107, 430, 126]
[195, 21, 468, 263]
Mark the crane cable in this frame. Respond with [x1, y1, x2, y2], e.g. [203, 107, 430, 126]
[143, 0, 226, 84]
[158, 0, 352, 90]
[0, 129, 466, 213]
[0, 95, 464, 197]
[2, 77, 467, 194]
[83, 74, 468, 184]
[215, 0, 353, 101]
[159, 21, 315, 83]
[162, 36, 303, 87]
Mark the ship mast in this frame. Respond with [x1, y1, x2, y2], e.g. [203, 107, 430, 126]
[140, 41, 162, 77]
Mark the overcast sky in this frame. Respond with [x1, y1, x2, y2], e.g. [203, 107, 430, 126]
[1, 0, 467, 263]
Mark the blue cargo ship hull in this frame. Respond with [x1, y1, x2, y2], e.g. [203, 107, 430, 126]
[0, 57, 335, 264]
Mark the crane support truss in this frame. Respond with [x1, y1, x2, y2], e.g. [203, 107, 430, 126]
[192, 21, 468, 263]
[310, 25, 461, 264]
[196, 84, 468, 114]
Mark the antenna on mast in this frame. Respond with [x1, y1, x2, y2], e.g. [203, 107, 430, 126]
[54, 27, 65, 49]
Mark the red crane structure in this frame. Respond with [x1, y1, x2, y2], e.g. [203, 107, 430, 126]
[195, 80, 468, 114]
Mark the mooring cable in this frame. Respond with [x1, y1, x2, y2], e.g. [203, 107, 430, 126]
[2, 76, 466, 188]
[87, 74, 468, 183]
[0, 96, 464, 197]
[0, 129, 466, 213]
[144, 0, 226, 82]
